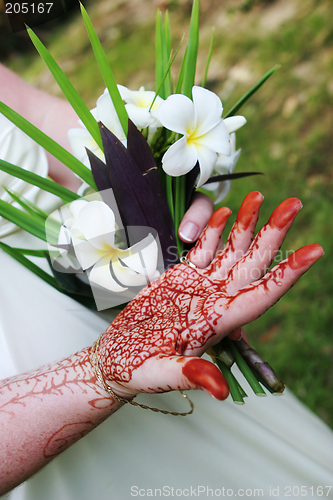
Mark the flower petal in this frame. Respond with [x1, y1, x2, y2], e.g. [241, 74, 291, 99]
[202, 179, 232, 204]
[162, 136, 198, 177]
[58, 224, 72, 250]
[214, 180, 232, 204]
[216, 148, 241, 171]
[192, 86, 223, 135]
[112, 260, 149, 287]
[77, 201, 116, 249]
[118, 234, 159, 278]
[89, 255, 127, 292]
[203, 181, 220, 193]
[125, 103, 153, 129]
[158, 94, 194, 135]
[224, 115, 247, 134]
[96, 90, 126, 141]
[69, 199, 89, 219]
[196, 120, 230, 155]
[195, 144, 218, 187]
[117, 84, 133, 101]
[67, 128, 98, 166]
[72, 236, 104, 270]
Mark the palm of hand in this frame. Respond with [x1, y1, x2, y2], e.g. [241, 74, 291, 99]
[97, 192, 323, 400]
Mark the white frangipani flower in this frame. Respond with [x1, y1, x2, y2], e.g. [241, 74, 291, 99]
[67, 88, 126, 169]
[0, 113, 48, 236]
[203, 133, 241, 205]
[118, 85, 164, 130]
[224, 115, 247, 135]
[158, 86, 245, 187]
[58, 199, 160, 294]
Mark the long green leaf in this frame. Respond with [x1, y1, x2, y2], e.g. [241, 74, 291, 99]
[175, 47, 187, 94]
[0, 159, 79, 203]
[22, 198, 51, 219]
[162, 11, 171, 98]
[182, 0, 199, 98]
[156, 10, 165, 98]
[164, 11, 171, 60]
[150, 37, 184, 111]
[4, 190, 62, 240]
[13, 247, 49, 257]
[201, 28, 215, 88]
[5, 188, 61, 243]
[0, 103, 96, 189]
[27, 27, 103, 151]
[0, 242, 60, 290]
[80, 3, 128, 136]
[4, 188, 46, 219]
[227, 338, 266, 396]
[225, 65, 280, 117]
[0, 199, 47, 241]
[215, 358, 245, 404]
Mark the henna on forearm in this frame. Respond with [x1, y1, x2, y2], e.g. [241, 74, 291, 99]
[0, 347, 120, 495]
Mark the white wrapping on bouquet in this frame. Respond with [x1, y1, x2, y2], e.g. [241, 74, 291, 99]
[0, 232, 332, 500]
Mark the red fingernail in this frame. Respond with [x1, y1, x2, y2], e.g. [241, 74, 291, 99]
[237, 191, 264, 229]
[183, 358, 229, 400]
[269, 198, 303, 230]
[208, 207, 232, 228]
[288, 244, 324, 270]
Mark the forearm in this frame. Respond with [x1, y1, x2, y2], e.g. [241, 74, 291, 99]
[0, 63, 80, 189]
[0, 346, 122, 495]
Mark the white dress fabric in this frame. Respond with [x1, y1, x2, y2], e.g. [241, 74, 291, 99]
[1, 231, 333, 500]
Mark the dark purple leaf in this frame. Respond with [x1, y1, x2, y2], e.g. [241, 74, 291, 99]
[186, 161, 199, 208]
[203, 171, 263, 185]
[86, 148, 112, 191]
[99, 121, 177, 268]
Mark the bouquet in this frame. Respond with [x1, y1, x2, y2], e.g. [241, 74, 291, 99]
[0, 0, 284, 405]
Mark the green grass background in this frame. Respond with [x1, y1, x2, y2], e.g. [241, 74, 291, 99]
[2, 0, 333, 426]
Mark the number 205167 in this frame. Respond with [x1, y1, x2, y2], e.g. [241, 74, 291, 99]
[5, 2, 53, 14]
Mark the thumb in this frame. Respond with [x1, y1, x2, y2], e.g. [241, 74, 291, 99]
[134, 355, 229, 401]
[181, 357, 230, 400]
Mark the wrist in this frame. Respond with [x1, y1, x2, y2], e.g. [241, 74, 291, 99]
[90, 334, 137, 402]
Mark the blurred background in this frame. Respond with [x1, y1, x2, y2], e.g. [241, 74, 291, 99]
[1, 0, 332, 427]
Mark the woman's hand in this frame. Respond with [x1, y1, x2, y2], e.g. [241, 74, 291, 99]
[97, 192, 324, 400]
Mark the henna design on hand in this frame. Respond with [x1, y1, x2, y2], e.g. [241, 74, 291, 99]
[96, 192, 323, 401]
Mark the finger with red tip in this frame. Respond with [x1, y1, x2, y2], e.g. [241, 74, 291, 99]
[178, 193, 214, 243]
[186, 207, 232, 268]
[224, 197, 303, 295]
[268, 198, 303, 230]
[221, 244, 324, 334]
[206, 191, 264, 279]
[128, 355, 229, 401]
[182, 358, 230, 400]
[288, 243, 324, 270]
[236, 191, 264, 230]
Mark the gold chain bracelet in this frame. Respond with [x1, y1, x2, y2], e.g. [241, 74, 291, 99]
[90, 334, 194, 417]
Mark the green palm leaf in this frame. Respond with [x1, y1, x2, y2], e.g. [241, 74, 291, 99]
[0, 159, 79, 203]
[0, 242, 60, 290]
[0, 103, 96, 189]
[80, 3, 129, 136]
[182, 0, 199, 98]
[225, 65, 280, 117]
[27, 26, 103, 151]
